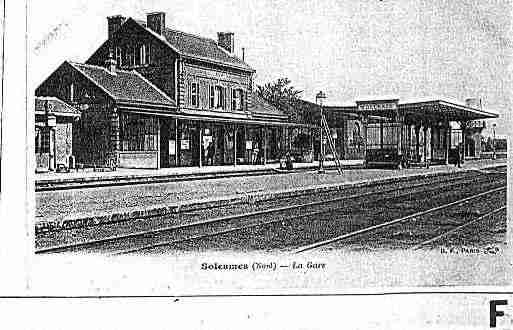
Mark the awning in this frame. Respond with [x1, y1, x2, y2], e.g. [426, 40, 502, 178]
[326, 99, 498, 122]
[400, 100, 498, 121]
[118, 106, 316, 128]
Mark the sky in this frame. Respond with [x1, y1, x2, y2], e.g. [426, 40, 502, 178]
[30, 0, 512, 136]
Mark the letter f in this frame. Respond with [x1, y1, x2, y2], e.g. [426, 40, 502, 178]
[490, 300, 507, 327]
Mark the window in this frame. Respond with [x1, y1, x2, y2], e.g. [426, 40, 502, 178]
[134, 45, 141, 66]
[115, 47, 122, 66]
[190, 82, 199, 107]
[209, 85, 215, 108]
[215, 85, 226, 109]
[139, 45, 146, 65]
[35, 128, 50, 153]
[232, 89, 243, 111]
[120, 113, 158, 151]
[146, 44, 151, 64]
[69, 83, 74, 102]
[124, 45, 131, 66]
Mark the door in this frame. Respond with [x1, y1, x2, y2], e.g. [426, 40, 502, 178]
[160, 119, 170, 168]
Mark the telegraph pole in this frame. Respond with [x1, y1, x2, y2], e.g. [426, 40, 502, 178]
[316, 91, 326, 174]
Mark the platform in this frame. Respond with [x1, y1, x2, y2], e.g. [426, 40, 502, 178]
[35, 158, 507, 233]
[35, 160, 364, 191]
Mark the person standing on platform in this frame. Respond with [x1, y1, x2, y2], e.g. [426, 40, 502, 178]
[455, 143, 462, 168]
[252, 142, 260, 165]
[206, 142, 215, 166]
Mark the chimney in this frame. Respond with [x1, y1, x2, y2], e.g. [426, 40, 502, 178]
[147, 12, 165, 35]
[107, 15, 126, 40]
[105, 49, 117, 74]
[217, 32, 234, 54]
[465, 98, 482, 110]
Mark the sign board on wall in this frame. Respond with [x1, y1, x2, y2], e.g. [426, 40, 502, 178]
[168, 140, 176, 155]
[357, 102, 398, 112]
[47, 116, 57, 127]
[181, 140, 190, 150]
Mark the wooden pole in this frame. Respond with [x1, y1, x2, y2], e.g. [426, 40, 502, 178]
[263, 126, 267, 165]
[234, 124, 237, 166]
[175, 118, 179, 166]
[445, 120, 450, 165]
[362, 115, 368, 163]
[460, 121, 466, 163]
[198, 122, 203, 168]
[423, 124, 428, 167]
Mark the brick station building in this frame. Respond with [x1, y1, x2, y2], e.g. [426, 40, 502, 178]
[36, 12, 316, 169]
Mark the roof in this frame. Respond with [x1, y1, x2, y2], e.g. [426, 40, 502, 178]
[326, 98, 498, 121]
[249, 93, 288, 120]
[35, 97, 81, 117]
[67, 61, 176, 107]
[131, 19, 253, 72]
[399, 99, 498, 121]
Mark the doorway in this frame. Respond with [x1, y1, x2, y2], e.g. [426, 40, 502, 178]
[159, 118, 176, 168]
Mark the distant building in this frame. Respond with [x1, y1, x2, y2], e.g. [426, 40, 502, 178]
[35, 97, 80, 172]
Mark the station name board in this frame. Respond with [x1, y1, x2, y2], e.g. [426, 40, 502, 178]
[357, 102, 397, 111]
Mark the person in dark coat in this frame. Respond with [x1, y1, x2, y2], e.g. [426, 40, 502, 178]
[455, 143, 462, 168]
[206, 142, 215, 165]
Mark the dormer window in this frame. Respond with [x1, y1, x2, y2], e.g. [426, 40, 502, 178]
[190, 82, 199, 107]
[232, 89, 243, 111]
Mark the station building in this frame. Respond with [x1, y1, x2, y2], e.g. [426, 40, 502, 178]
[36, 12, 317, 169]
[35, 11, 498, 170]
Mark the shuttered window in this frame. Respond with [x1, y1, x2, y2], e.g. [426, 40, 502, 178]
[209, 85, 215, 108]
[232, 89, 243, 111]
[190, 82, 199, 107]
[215, 86, 226, 109]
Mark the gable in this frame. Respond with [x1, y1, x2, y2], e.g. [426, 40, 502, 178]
[86, 18, 179, 67]
[36, 62, 112, 104]
[87, 17, 253, 73]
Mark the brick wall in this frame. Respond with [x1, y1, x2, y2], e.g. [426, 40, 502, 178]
[181, 61, 252, 112]
[54, 119, 74, 167]
[86, 20, 178, 100]
[72, 103, 113, 167]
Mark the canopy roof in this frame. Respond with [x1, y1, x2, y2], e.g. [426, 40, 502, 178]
[326, 98, 498, 122]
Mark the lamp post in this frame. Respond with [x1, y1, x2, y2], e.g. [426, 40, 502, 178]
[492, 123, 496, 160]
[316, 91, 327, 173]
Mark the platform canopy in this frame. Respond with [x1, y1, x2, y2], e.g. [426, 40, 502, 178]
[326, 98, 499, 123]
[399, 99, 498, 122]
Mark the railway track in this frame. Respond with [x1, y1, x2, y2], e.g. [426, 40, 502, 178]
[411, 206, 506, 250]
[35, 167, 507, 255]
[293, 187, 506, 253]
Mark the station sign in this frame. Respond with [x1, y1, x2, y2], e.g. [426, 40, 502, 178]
[357, 101, 398, 112]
